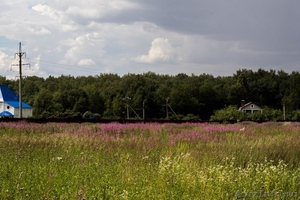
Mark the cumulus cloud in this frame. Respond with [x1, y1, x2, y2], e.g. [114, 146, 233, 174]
[32, 55, 41, 71]
[28, 27, 51, 36]
[32, 4, 62, 21]
[0, 51, 10, 71]
[0, 1, 299, 78]
[32, 4, 78, 32]
[59, 32, 106, 67]
[78, 59, 96, 66]
[135, 38, 177, 63]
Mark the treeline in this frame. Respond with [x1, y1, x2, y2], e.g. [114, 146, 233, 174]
[1, 69, 300, 121]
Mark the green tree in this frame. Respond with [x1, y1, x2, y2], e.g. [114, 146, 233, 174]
[33, 89, 53, 117]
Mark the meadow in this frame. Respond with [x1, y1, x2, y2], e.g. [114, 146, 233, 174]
[0, 121, 299, 199]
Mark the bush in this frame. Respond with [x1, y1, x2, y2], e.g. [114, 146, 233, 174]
[210, 105, 245, 121]
[210, 106, 284, 121]
[291, 110, 300, 120]
[182, 114, 201, 121]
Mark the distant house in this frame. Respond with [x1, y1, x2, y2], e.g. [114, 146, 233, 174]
[238, 100, 262, 113]
[0, 85, 32, 118]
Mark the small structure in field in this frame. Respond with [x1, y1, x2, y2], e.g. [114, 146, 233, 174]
[0, 85, 32, 118]
[238, 100, 262, 113]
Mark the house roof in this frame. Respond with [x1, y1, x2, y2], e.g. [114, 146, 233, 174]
[0, 85, 32, 108]
[239, 102, 253, 109]
[0, 111, 14, 117]
[238, 102, 262, 111]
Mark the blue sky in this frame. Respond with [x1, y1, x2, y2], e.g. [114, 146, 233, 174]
[0, 1, 300, 78]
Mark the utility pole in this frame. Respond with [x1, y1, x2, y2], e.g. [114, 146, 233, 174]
[166, 97, 169, 120]
[128, 104, 141, 119]
[123, 96, 142, 119]
[283, 103, 286, 121]
[165, 97, 179, 120]
[143, 100, 145, 120]
[11, 42, 30, 118]
[123, 96, 131, 119]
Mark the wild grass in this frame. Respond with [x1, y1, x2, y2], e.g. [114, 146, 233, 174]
[0, 121, 299, 199]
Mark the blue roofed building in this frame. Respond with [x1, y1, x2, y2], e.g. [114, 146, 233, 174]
[0, 85, 32, 118]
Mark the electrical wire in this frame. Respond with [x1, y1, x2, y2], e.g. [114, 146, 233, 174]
[7, 43, 234, 76]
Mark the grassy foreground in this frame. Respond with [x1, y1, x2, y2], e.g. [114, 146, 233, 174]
[0, 121, 299, 199]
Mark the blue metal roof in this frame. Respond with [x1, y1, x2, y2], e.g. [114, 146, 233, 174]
[0, 111, 14, 117]
[0, 85, 32, 108]
[6, 101, 32, 109]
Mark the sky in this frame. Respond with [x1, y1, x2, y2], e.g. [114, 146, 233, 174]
[0, 0, 300, 78]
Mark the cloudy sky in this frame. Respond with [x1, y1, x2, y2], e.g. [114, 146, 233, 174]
[0, 0, 299, 78]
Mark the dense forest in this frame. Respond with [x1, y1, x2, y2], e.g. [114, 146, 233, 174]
[1, 68, 300, 121]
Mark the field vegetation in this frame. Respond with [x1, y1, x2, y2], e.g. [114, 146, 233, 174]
[0, 121, 299, 199]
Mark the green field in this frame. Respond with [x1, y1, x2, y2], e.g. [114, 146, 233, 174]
[0, 121, 299, 199]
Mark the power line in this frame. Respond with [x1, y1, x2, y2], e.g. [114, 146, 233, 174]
[23, 43, 223, 70]
[28, 58, 104, 74]
[20, 43, 234, 75]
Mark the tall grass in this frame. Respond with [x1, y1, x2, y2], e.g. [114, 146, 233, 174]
[0, 121, 299, 199]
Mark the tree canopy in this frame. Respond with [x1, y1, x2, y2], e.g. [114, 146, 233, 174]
[1, 69, 300, 120]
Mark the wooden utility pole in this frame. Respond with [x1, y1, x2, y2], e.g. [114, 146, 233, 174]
[143, 100, 145, 120]
[166, 97, 169, 120]
[11, 42, 29, 118]
[283, 103, 286, 121]
[123, 96, 131, 119]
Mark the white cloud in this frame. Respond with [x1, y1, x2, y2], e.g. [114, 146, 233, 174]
[32, 4, 61, 21]
[78, 59, 96, 66]
[0, 1, 299, 78]
[135, 38, 177, 63]
[32, 4, 78, 32]
[59, 32, 106, 67]
[32, 55, 41, 71]
[0, 51, 10, 71]
[28, 27, 51, 36]
[65, 0, 138, 20]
